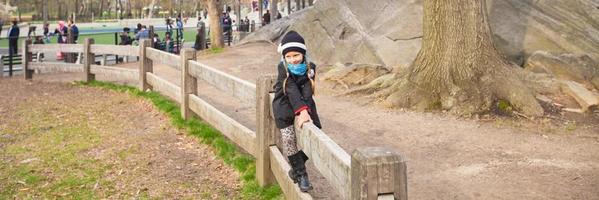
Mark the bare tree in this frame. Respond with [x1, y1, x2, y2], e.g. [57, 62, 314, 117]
[99, 0, 105, 17]
[259, 0, 263, 24]
[270, 0, 277, 22]
[380, 0, 543, 116]
[234, 0, 240, 25]
[147, 0, 157, 18]
[126, 0, 132, 18]
[117, 0, 123, 19]
[43, 1, 48, 23]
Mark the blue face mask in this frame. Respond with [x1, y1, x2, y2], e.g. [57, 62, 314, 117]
[287, 63, 307, 76]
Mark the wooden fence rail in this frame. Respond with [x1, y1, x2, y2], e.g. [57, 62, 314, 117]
[23, 39, 408, 200]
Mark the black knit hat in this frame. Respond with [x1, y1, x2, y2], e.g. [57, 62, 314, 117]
[278, 31, 307, 56]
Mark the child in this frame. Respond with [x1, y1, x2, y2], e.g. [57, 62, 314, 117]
[54, 21, 67, 60]
[272, 31, 321, 192]
[163, 32, 174, 53]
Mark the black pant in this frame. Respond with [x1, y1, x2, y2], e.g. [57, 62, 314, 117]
[9, 39, 18, 55]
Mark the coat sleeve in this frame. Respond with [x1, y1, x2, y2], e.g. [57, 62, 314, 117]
[277, 63, 309, 114]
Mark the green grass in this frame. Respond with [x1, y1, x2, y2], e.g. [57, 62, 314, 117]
[76, 80, 283, 200]
[0, 29, 199, 48]
[497, 99, 513, 115]
[564, 121, 577, 132]
[208, 47, 225, 54]
[0, 104, 112, 199]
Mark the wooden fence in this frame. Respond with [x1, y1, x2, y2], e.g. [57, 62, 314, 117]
[22, 39, 408, 200]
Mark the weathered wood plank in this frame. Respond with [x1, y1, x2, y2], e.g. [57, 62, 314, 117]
[146, 72, 182, 103]
[83, 38, 95, 82]
[296, 122, 351, 199]
[29, 62, 83, 73]
[139, 39, 153, 91]
[256, 75, 277, 186]
[145, 47, 181, 70]
[29, 44, 84, 53]
[377, 194, 395, 200]
[90, 65, 138, 81]
[91, 45, 140, 57]
[561, 81, 599, 112]
[188, 60, 256, 104]
[188, 94, 257, 156]
[351, 147, 407, 200]
[23, 39, 33, 79]
[269, 146, 314, 200]
[180, 48, 197, 120]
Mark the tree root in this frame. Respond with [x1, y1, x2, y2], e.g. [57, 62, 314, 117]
[340, 73, 397, 96]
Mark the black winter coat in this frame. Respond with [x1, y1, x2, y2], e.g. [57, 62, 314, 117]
[272, 61, 322, 129]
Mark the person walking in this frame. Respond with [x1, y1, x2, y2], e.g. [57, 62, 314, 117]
[54, 21, 67, 60]
[67, 19, 79, 43]
[43, 23, 50, 43]
[135, 25, 149, 40]
[272, 31, 319, 192]
[7, 20, 20, 55]
[262, 10, 271, 26]
[176, 15, 184, 41]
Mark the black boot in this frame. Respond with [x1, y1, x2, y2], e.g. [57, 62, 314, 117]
[288, 169, 298, 183]
[288, 151, 313, 192]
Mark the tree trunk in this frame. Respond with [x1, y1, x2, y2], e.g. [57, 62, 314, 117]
[259, 0, 263, 24]
[308, 0, 312, 6]
[270, 0, 277, 22]
[43, 1, 48, 23]
[117, 0, 122, 19]
[169, 0, 174, 17]
[385, 0, 543, 116]
[207, 0, 224, 48]
[235, 0, 241, 25]
[126, 0, 132, 18]
[74, 0, 79, 19]
[301, 0, 305, 9]
[287, 0, 291, 14]
[295, 0, 299, 11]
[99, 0, 104, 17]
[148, 0, 157, 18]
[58, 0, 64, 19]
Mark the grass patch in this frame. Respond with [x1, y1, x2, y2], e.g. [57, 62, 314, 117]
[564, 121, 577, 132]
[0, 105, 111, 199]
[0, 30, 198, 48]
[76, 80, 282, 199]
[208, 47, 225, 54]
[497, 99, 513, 113]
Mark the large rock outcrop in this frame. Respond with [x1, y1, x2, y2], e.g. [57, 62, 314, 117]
[242, 0, 599, 70]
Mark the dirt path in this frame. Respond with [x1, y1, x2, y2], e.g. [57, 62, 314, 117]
[15, 41, 599, 199]
[0, 78, 240, 199]
[176, 42, 599, 199]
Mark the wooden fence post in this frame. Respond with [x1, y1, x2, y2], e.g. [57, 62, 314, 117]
[66, 27, 75, 63]
[83, 38, 95, 82]
[149, 25, 155, 47]
[22, 39, 33, 80]
[199, 24, 206, 50]
[256, 75, 278, 186]
[0, 55, 3, 78]
[351, 147, 408, 200]
[139, 39, 153, 91]
[180, 48, 197, 120]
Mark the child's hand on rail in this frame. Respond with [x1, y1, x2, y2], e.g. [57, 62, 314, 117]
[297, 110, 312, 128]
